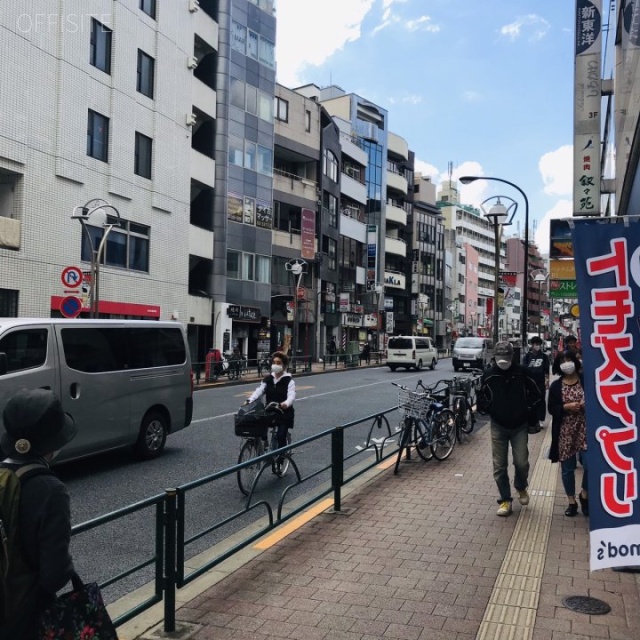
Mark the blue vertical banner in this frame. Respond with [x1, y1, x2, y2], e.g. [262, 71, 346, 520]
[572, 219, 640, 571]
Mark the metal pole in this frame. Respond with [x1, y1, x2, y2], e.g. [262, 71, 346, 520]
[93, 225, 114, 319]
[493, 222, 500, 345]
[79, 220, 96, 318]
[538, 281, 543, 337]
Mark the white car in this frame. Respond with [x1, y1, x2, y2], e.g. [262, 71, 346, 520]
[387, 336, 438, 371]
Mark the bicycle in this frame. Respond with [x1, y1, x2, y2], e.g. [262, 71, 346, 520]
[234, 401, 292, 495]
[391, 381, 456, 474]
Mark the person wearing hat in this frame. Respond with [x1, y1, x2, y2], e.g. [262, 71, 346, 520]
[480, 341, 542, 517]
[523, 336, 550, 428]
[0, 388, 77, 639]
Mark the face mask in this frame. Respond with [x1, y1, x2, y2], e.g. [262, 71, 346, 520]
[560, 362, 576, 375]
[496, 361, 511, 370]
[271, 364, 283, 374]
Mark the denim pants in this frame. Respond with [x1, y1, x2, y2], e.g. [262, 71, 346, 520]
[560, 450, 588, 497]
[490, 420, 530, 502]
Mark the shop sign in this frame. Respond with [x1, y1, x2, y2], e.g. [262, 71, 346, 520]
[227, 305, 260, 322]
[342, 313, 362, 327]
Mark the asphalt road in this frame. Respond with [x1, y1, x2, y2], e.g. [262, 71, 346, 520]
[60, 361, 463, 603]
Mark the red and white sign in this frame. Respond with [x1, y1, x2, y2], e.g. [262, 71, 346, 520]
[60, 266, 83, 289]
[59, 296, 82, 319]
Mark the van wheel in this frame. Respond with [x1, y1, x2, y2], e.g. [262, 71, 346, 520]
[416, 360, 423, 371]
[136, 411, 167, 460]
[389, 365, 397, 372]
[430, 359, 436, 370]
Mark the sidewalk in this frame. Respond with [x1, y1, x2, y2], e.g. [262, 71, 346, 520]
[123, 414, 640, 639]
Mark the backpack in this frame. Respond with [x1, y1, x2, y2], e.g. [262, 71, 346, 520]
[0, 463, 51, 623]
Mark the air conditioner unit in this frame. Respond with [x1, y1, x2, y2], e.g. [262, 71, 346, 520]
[187, 56, 198, 69]
[188, 0, 200, 12]
[186, 113, 197, 126]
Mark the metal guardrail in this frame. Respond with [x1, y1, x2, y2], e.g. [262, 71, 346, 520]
[71, 406, 402, 632]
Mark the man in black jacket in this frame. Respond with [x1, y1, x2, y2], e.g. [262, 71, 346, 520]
[0, 389, 77, 640]
[481, 342, 542, 517]
[523, 336, 550, 428]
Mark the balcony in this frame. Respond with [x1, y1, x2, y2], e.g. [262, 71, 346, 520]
[0, 217, 20, 249]
[386, 170, 408, 196]
[188, 294, 213, 326]
[272, 228, 302, 251]
[340, 134, 368, 165]
[194, 5, 219, 48]
[191, 148, 215, 188]
[193, 77, 216, 118]
[340, 172, 367, 204]
[387, 131, 409, 161]
[385, 236, 406, 257]
[385, 202, 407, 226]
[189, 224, 214, 260]
[273, 169, 318, 202]
[384, 270, 406, 289]
[340, 213, 366, 242]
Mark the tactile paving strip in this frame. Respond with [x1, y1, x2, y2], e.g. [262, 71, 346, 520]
[476, 426, 557, 640]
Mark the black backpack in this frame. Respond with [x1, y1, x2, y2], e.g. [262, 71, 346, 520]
[0, 463, 51, 623]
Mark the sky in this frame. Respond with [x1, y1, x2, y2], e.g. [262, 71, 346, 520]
[274, 0, 583, 255]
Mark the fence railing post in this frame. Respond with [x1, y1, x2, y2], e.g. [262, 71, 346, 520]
[331, 427, 344, 511]
[163, 488, 178, 633]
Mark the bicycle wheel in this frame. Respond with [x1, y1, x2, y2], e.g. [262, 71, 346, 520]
[270, 430, 291, 477]
[455, 396, 474, 435]
[430, 409, 456, 461]
[413, 419, 434, 461]
[237, 439, 264, 495]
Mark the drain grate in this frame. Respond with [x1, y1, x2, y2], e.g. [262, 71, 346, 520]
[562, 596, 611, 615]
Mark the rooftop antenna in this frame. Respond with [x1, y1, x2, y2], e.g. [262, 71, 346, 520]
[448, 161, 453, 184]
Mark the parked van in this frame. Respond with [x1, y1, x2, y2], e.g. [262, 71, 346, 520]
[452, 337, 494, 371]
[387, 336, 438, 371]
[0, 319, 193, 463]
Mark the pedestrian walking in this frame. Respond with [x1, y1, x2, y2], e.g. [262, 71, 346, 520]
[523, 336, 550, 428]
[0, 389, 77, 640]
[327, 336, 337, 363]
[480, 341, 542, 517]
[360, 342, 371, 365]
[548, 350, 588, 517]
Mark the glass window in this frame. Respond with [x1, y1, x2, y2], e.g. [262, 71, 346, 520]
[87, 110, 109, 162]
[227, 250, 241, 278]
[258, 35, 275, 68]
[229, 136, 244, 167]
[246, 86, 257, 115]
[137, 50, 155, 98]
[80, 219, 149, 272]
[61, 328, 124, 372]
[324, 193, 337, 228]
[305, 109, 311, 132]
[129, 233, 149, 272]
[139, 0, 156, 19]
[256, 255, 270, 283]
[90, 19, 112, 74]
[0, 289, 18, 317]
[275, 97, 288, 122]
[230, 77, 245, 109]
[243, 253, 255, 281]
[0, 328, 47, 373]
[231, 21, 246, 54]
[127, 327, 186, 368]
[257, 145, 273, 176]
[258, 92, 273, 121]
[105, 229, 127, 268]
[247, 30, 259, 59]
[134, 132, 153, 179]
[324, 149, 338, 182]
[244, 141, 256, 171]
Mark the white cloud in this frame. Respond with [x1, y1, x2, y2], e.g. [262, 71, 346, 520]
[535, 199, 572, 255]
[406, 16, 440, 33]
[539, 145, 572, 196]
[388, 94, 423, 105]
[412, 159, 489, 208]
[414, 159, 440, 181]
[500, 14, 550, 42]
[275, 0, 375, 87]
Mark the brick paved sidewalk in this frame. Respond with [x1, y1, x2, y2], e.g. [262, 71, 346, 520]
[135, 423, 639, 640]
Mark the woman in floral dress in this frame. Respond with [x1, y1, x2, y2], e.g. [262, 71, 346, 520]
[548, 350, 588, 517]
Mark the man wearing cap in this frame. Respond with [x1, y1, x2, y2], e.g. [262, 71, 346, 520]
[523, 336, 550, 428]
[0, 388, 77, 639]
[481, 341, 542, 516]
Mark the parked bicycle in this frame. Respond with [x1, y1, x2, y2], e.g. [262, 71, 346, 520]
[445, 369, 483, 442]
[391, 380, 455, 474]
[234, 400, 293, 495]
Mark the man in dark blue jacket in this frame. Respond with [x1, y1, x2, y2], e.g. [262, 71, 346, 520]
[481, 342, 542, 517]
[523, 336, 550, 428]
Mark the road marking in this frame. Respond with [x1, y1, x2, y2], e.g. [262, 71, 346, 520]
[253, 498, 334, 550]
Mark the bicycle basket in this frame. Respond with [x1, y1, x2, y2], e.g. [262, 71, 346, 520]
[234, 399, 271, 437]
[397, 388, 430, 419]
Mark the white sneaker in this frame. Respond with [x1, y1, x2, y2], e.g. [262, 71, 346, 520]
[518, 489, 530, 506]
[497, 500, 513, 516]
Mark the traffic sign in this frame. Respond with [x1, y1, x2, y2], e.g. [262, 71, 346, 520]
[61, 266, 83, 289]
[59, 296, 82, 318]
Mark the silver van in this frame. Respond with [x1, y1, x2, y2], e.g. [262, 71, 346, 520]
[452, 337, 494, 371]
[387, 336, 438, 371]
[0, 319, 193, 463]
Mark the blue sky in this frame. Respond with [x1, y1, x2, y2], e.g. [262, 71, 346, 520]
[274, 0, 582, 254]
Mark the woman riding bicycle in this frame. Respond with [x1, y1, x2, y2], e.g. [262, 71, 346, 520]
[245, 351, 296, 459]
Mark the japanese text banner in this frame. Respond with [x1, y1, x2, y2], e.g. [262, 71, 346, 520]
[572, 219, 640, 571]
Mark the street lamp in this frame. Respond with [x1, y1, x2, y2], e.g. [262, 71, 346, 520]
[285, 258, 307, 366]
[531, 269, 549, 338]
[479, 196, 516, 345]
[460, 176, 530, 355]
[71, 199, 121, 318]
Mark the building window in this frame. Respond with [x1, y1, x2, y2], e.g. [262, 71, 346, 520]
[227, 251, 270, 282]
[247, 30, 259, 59]
[324, 193, 337, 228]
[81, 219, 150, 272]
[305, 109, 311, 132]
[137, 50, 155, 98]
[323, 237, 337, 271]
[0, 289, 18, 317]
[257, 145, 273, 176]
[134, 132, 153, 179]
[87, 110, 109, 162]
[140, 0, 156, 19]
[90, 19, 112, 74]
[231, 21, 246, 54]
[275, 97, 288, 122]
[323, 150, 338, 182]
